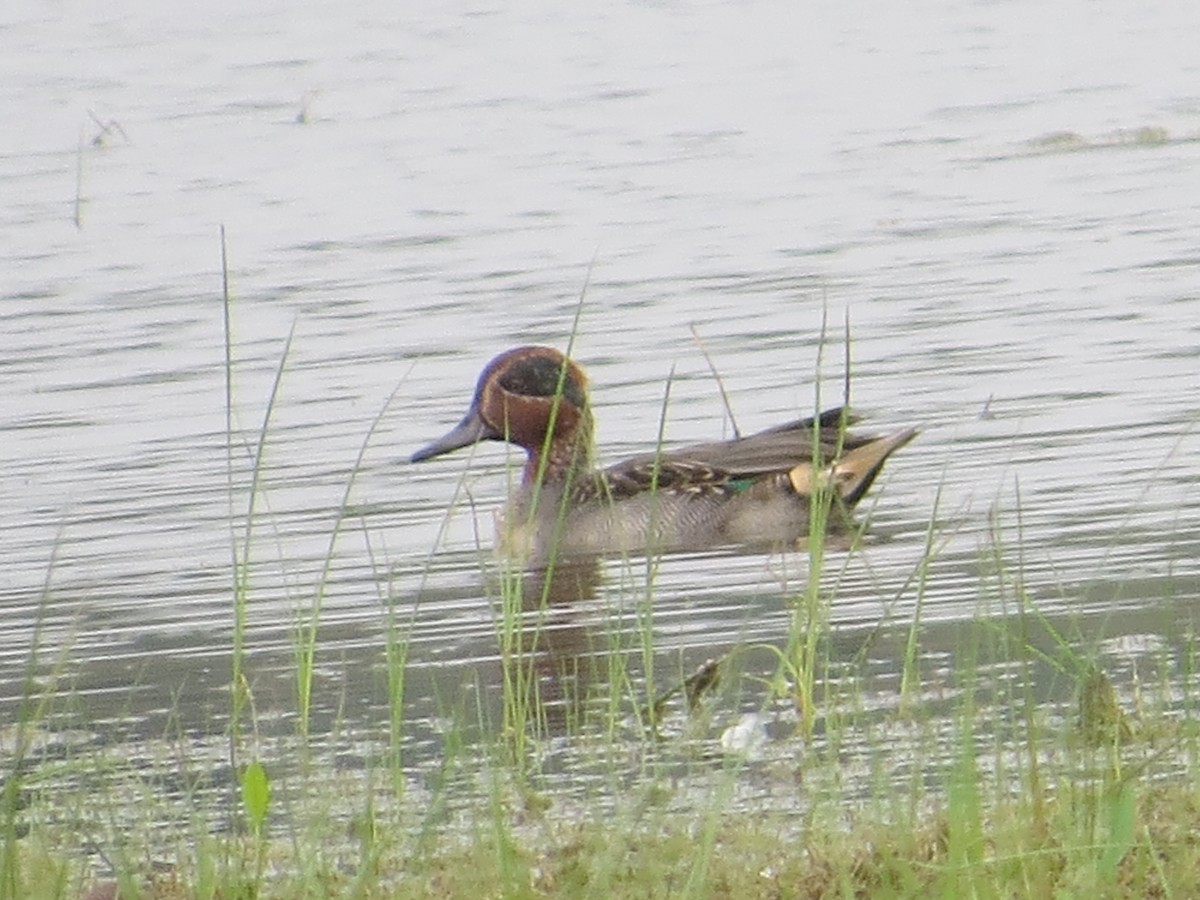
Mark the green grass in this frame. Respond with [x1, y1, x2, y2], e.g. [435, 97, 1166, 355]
[6, 307, 1200, 899]
[9, 513, 1200, 899]
[12, 755, 1200, 898]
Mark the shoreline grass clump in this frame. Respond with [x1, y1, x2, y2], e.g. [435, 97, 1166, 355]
[11, 729, 1200, 899]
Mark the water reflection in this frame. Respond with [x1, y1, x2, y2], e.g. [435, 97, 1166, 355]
[514, 558, 605, 732]
[501, 521, 855, 738]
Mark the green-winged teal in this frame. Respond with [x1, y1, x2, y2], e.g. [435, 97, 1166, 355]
[412, 346, 916, 562]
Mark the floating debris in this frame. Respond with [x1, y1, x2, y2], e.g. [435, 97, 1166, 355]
[719, 712, 768, 757]
[644, 656, 724, 726]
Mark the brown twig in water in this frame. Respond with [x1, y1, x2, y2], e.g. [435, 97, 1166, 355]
[87, 109, 129, 146]
[73, 127, 84, 230]
[644, 656, 724, 725]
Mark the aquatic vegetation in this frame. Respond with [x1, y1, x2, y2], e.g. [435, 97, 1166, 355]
[5, 306, 1200, 899]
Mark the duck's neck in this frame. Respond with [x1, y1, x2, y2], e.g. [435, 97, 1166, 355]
[523, 412, 594, 487]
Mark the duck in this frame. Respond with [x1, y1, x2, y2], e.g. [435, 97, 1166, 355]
[411, 346, 916, 563]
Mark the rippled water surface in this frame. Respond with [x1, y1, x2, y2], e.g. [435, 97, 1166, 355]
[3, 0, 1199, 836]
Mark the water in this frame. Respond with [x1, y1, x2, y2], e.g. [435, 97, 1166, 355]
[3, 0, 1199, 832]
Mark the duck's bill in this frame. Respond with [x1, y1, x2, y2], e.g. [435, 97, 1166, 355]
[411, 406, 500, 462]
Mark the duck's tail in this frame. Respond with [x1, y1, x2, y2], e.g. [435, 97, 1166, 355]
[787, 428, 919, 507]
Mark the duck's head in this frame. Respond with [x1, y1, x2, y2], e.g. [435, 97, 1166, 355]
[411, 346, 594, 480]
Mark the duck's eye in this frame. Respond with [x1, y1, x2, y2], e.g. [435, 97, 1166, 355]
[500, 357, 586, 408]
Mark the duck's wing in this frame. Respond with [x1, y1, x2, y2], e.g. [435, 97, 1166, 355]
[592, 407, 916, 506]
[618, 408, 861, 477]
